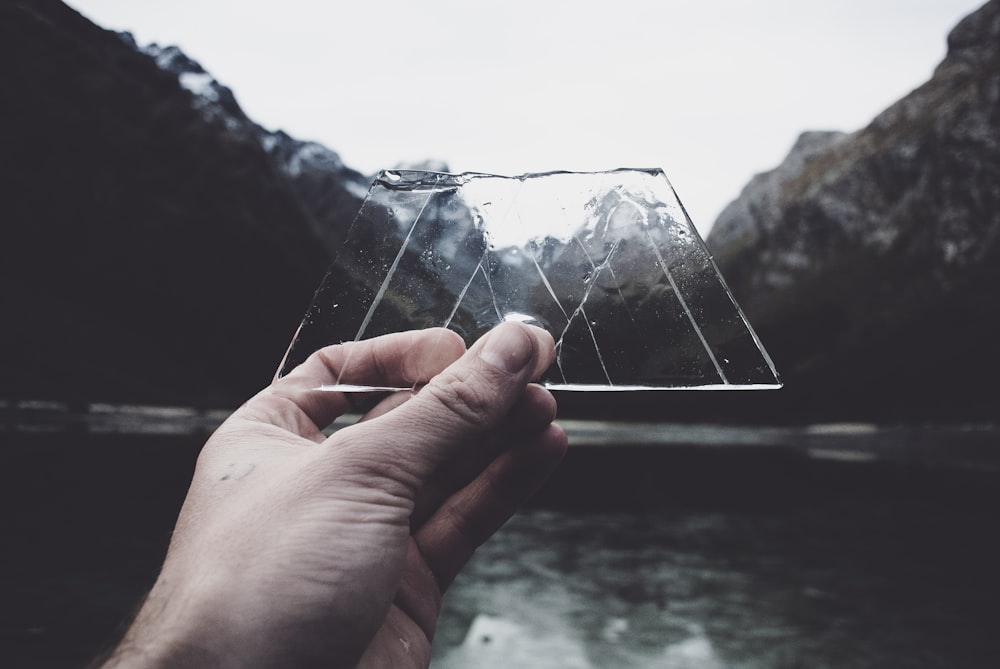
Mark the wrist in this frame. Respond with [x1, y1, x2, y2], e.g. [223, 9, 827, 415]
[99, 637, 222, 669]
[98, 575, 238, 669]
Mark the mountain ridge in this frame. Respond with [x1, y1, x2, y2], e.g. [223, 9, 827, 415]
[702, 0, 1000, 422]
[2, 0, 997, 423]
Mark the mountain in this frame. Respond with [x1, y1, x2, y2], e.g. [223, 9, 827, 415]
[703, 0, 1000, 422]
[135, 39, 371, 252]
[0, 0, 367, 406]
[2, 0, 997, 423]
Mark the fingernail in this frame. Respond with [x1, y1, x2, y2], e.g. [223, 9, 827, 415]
[479, 323, 534, 373]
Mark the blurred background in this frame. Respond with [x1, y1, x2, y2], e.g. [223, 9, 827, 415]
[1, 1, 998, 667]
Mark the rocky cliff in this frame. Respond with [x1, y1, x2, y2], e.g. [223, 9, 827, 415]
[704, 0, 1000, 422]
[0, 0, 366, 405]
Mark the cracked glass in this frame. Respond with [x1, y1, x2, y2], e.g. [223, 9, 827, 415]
[277, 169, 780, 391]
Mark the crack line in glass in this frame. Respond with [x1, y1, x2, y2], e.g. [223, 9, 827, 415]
[592, 204, 638, 327]
[443, 178, 525, 333]
[479, 260, 504, 324]
[576, 233, 641, 342]
[552, 235, 619, 385]
[527, 240, 571, 322]
[526, 241, 571, 383]
[645, 228, 729, 385]
[335, 187, 437, 386]
[442, 246, 488, 330]
[574, 234, 624, 384]
[581, 305, 612, 385]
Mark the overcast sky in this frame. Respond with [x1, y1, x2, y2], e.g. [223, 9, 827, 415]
[66, 0, 985, 234]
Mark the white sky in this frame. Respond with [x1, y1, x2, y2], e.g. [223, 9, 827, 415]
[65, 0, 985, 234]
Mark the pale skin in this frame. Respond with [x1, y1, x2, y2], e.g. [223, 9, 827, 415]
[98, 321, 567, 669]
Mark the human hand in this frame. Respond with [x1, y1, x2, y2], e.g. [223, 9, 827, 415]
[100, 322, 566, 669]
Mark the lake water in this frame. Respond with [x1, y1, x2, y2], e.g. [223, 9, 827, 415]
[1, 409, 997, 668]
[433, 505, 997, 668]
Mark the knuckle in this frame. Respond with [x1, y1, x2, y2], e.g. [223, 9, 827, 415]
[314, 345, 341, 374]
[367, 343, 392, 382]
[425, 372, 498, 430]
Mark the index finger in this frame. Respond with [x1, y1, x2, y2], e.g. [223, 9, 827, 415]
[247, 328, 466, 436]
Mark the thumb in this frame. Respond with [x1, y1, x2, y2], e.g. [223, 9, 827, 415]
[341, 321, 556, 485]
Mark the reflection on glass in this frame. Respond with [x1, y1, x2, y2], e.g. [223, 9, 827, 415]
[277, 169, 780, 390]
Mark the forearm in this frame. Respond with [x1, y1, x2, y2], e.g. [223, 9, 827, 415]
[96, 571, 366, 669]
[95, 583, 229, 669]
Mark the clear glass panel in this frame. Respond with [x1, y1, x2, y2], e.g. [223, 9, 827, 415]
[277, 168, 780, 391]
